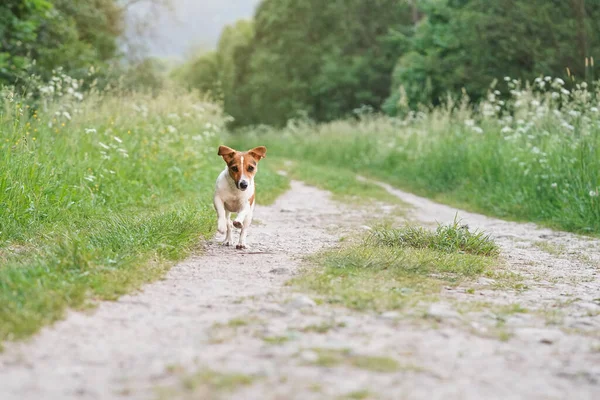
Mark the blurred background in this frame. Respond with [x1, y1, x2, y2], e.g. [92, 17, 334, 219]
[2, 0, 598, 126]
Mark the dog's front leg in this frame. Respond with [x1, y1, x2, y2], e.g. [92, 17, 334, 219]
[223, 211, 233, 246]
[234, 205, 253, 249]
[213, 195, 228, 235]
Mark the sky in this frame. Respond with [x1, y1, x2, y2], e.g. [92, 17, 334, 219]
[125, 0, 260, 61]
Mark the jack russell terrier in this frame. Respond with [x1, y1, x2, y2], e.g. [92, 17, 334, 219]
[213, 145, 267, 249]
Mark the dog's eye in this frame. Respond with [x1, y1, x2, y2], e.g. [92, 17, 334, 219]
[247, 166, 255, 172]
[231, 166, 239, 172]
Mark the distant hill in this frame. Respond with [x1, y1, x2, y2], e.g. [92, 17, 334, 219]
[124, 0, 260, 60]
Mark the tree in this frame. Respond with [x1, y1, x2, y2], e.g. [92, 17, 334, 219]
[205, 0, 415, 126]
[385, 0, 600, 112]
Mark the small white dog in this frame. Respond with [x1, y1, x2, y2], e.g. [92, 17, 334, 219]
[213, 145, 267, 249]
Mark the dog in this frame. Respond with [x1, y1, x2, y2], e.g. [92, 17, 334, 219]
[213, 145, 267, 249]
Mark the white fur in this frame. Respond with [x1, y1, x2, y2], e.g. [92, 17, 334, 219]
[213, 167, 255, 249]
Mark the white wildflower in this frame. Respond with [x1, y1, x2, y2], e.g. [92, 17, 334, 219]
[568, 110, 580, 117]
[561, 121, 575, 131]
[590, 190, 599, 198]
[561, 88, 570, 95]
[85, 128, 97, 134]
[84, 175, 96, 182]
[113, 136, 122, 143]
[98, 142, 110, 150]
[501, 126, 513, 134]
[531, 147, 541, 154]
[464, 119, 475, 127]
[472, 126, 484, 134]
[167, 125, 177, 133]
[590, 107, 599, 113]
[504, 76, 511, 82]
[551, 183, 558, 188]
[62, 111, 71, 120]
[554, 78, 565, 86]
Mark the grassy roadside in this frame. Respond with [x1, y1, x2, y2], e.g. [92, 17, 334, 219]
[293, 221, 503, 312]
[0, 80, 289, 343]
[264, 158, 407, 206]
[237, 78, 600, 235]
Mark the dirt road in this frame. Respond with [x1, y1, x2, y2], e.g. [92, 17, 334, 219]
[1, 179, 599, 400]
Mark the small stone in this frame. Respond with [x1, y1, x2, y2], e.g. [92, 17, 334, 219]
[287, 295, 316, 310]
[380, 311, 401, 320]
[426, 303, 462, 321]
[360, 225, 372, 231]
[260, 305, 287, 316]
[269, 267, 290, 275]
[515, 328, 562, 345]
[477, 277, 496, 285]
[280, 208, 295, 213]
[299, 350, 319, 363]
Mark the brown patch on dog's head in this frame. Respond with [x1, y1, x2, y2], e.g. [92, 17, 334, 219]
[218, 145, 267, 191]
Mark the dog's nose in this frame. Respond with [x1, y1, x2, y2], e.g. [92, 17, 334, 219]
[239, 181, 248, 190]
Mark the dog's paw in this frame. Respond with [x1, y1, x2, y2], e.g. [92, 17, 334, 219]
[217, 219, 227, 234]
[233, 220, 243, 229]
[223, 240, 231, 246]
[236, 244, 247, 250]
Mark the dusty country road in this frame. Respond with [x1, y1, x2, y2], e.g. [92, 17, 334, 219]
[1, 179, 599, 400]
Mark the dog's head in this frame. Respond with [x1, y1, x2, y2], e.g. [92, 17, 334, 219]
[218, 145, 267, 191]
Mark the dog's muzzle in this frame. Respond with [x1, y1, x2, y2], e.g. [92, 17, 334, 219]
[238, 180, 249, 191]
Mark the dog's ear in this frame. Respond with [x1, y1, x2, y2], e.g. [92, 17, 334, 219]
[248, 146, 267, 161]
[218, 145, 236, 162]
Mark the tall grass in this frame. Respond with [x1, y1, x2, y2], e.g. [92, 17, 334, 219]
[246, 77, 600, 234]
[0, 72, 288, 342]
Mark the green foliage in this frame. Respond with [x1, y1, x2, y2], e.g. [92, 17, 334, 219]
[247, 79, 600, 235]
[0, 0, 124, 86]
[175, 0, 414, 126]
[385, 0, 600, 111]
[172, 51, 221, 98]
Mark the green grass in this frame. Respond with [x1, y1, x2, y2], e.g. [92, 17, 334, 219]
[306, 348, 415, 374]
[157, 368, 256, 399]
[293, 223, 501, 312]
[338, 390, 374, 400]
[269, 159, 408, 206]
[242, 81, 600, 235]
[369, 217, 500, 257]
[0, 86, 289, 343]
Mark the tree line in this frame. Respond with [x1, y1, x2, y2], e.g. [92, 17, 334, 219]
[0, 0, 124, 85]
[2, 0, 598, 125]
[0, 0, 170, 91]
[174, 0, 600, 126]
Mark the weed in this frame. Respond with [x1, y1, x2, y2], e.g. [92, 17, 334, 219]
[368, 217, 500, 257]
[294, 223, 502, 312]
[307, 348, 418, 374]
[262, 335, 290, 345]
[301, 321, 346, 334]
